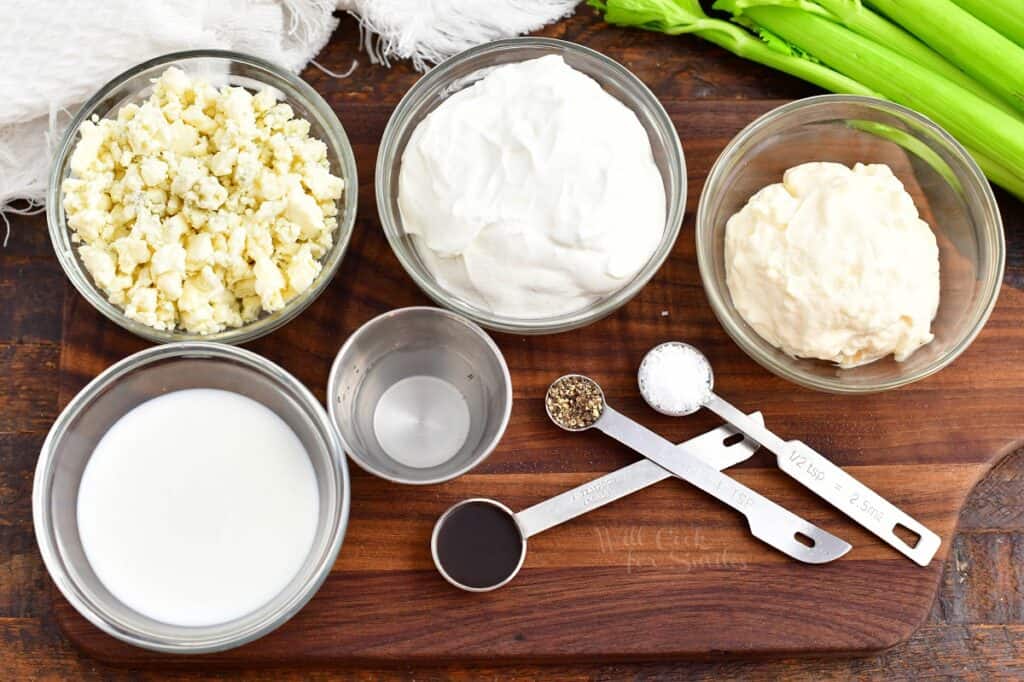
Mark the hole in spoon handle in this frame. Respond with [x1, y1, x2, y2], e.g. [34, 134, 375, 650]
[704, 394, 791, 454]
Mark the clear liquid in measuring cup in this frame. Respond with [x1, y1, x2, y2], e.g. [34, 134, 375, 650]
[373, 375, 470, 468]
[434, 500, 524, 590]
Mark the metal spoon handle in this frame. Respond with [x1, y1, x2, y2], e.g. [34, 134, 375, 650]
[515, 416, 763, 538]
[705, 394, 940, 566]
[595, 407, 851, 564]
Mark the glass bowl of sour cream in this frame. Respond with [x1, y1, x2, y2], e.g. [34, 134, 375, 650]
[697, 95, 1005, 393]
[376, 37, 686, 335]
[33, 343, 349, 653]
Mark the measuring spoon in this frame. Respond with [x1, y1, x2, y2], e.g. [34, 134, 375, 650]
[638, 341, 941, 566]
[431, 418, 762, 591]
[547, 375, 852, 565]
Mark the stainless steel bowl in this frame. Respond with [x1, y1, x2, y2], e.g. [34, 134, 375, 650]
[376, 37, 686, 335]
[33, 343, 349, 653]
[47, 50, 359, 344]
[328, 307, 513, 484]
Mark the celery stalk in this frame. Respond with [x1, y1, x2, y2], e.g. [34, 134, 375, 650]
[846, 120, 962, 191]
[588, 0, 875, 97]
[720, 0, 1019, 117]
[867, 0, 1024, 114]
[970, 150, 1024, 201]
[848, 120, 1024, 201]
[591, 0, 1024, 198]
[949, 0, 1024, 49]
[734, 5, 1024, 197]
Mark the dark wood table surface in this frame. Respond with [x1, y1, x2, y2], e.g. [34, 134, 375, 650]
[3, 8, 1023, 679]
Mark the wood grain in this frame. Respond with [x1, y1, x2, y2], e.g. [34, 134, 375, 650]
[2, 6, 1024, 678]
[51, 86, 1024, 664]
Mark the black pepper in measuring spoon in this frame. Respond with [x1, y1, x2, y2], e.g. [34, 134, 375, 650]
[545, 374, 605, 431]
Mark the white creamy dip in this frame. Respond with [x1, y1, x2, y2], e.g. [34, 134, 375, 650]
[398, 55, 666, 318]
[77, 389, 319, 627]
[725, 162, 940, 368]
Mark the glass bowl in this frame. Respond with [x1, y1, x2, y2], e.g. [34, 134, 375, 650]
[376, 37, 686, 335]
[33, 343, 350, 653]
[47, 50, 359, 344]
[696, 95, 1005, 393]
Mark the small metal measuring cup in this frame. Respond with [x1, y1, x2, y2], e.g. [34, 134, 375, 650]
[327, 307, 512, 485]
[430, 419, 763, 591]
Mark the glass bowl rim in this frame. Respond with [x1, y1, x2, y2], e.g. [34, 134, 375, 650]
[32, 341, 351, 653]
[46, 48, 359, 345]
[375, 36, 686, 335]
[695, 93, 1006, 394]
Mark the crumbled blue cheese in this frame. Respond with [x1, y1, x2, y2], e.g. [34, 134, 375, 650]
[62, 67, 345, 334]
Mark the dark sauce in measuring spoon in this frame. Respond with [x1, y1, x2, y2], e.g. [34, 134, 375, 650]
[435, 501, 524, 589]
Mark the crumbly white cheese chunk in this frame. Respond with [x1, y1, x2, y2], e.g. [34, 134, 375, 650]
[62, 67, 345, 334]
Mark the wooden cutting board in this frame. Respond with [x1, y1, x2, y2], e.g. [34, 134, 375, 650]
[54, 98, 1024, 664]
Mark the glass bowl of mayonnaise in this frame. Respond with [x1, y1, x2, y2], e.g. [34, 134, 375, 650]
[377, 38, 686, 335]
[697, 95, 1005, 393]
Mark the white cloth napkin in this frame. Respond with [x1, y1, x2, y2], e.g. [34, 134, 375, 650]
[0, 0, 580, 235]
[338, 0, 579, 71]
[0, 0, 338, 236]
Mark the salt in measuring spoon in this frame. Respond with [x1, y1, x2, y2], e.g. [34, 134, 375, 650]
[545, 375, 852, 564]
[637, 342, 941, 566]
[431, 419, 764, 591]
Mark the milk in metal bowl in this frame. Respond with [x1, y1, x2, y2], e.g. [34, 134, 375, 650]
[76, 388, 319, 627]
